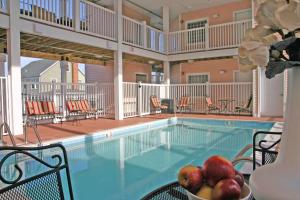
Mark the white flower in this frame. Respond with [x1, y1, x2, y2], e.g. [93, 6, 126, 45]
[238, 41, 270, 71]
[255, 0, 287, 29]
[244, 25, 279, 45]
[275, 0, 300, 31]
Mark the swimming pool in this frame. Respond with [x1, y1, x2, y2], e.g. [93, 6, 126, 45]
[2, 118, 275, 200]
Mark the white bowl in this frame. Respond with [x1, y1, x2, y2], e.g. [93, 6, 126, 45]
[186, 183, 251, 200]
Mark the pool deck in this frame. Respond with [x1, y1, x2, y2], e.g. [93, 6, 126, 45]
[3, 114, 284, 146]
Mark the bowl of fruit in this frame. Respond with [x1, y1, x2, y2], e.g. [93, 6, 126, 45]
[178, 155, 251, 200]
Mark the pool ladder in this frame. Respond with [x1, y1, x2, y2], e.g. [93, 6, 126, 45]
[0, 121, 42, 147]
[0, 122, 17, 146]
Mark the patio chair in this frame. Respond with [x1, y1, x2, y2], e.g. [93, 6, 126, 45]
[0, 143, 74, 200]
[205, 97, 220, 114]
[42, 101, 63, 123]
[235, 95, 253, 114]
[150, 95, 168, 113]
[176, 96, 191, 112]
[232, 131, 282, 171]
[25, 100, 49, 125]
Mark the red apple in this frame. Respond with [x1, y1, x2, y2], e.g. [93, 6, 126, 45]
[234, 170, 245, 188]
[178, 165, 203, 194]
[202, 155, 235, 187]
[212, 179, 241, 200]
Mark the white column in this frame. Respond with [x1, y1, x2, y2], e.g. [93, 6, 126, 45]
[257, 67, 263, 117]
[252, 69, 257, 117]
[163, 5, 170, 86]
[0, 53, 6, 77]
[60, 61, 69, 117]
[163, 61, 170, 85]
[114, 0, 124, 120]
[7, 0, 23, 135]
[163, 5, 169, 54]
[73, 0, 80, 31]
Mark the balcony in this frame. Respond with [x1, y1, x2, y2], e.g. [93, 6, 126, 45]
[0, 0, 252, 56]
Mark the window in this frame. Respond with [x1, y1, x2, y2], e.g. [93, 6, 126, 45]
[186, 19, 208, 44]
[136, 74, 147, 83]
[188, 74, 209, 84]
[234, 71, 253, 82]
[234, 9, 252, 21]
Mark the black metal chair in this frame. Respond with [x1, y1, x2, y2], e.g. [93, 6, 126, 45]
[0, 143, 74, 200]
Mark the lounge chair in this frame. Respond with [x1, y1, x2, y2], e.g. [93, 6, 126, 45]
[205, 97, 220, 114]
[150, 95, 168, 113]
[235, 95, 253, 114]
[232, 131, 282, 171]
[176, 96, 190, 112]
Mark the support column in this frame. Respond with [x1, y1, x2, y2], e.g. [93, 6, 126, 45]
[163, 5, 170, 53]
[0, 53, 6, 77]
[163, 61, 170, 85]
[60, 61, 69, 117]
[7, 0, 23, 135]
[73, 0, 80, 31]
[114, 0, 124, 120]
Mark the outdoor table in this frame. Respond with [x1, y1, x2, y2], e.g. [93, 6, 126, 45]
[141, 175, 254, 200]
[218, 99, 235, 113]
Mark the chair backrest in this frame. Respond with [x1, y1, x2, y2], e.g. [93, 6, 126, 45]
[25, 100, 35, 115]
[253, 131, 282, 170]
[183, 96, 190, 106]
[205, 97, 213, 106]
[0, 143, 74, 200]
[150, 96, 160, 108]
[245, 95, 253, 109]
[42, 101, 57, 114]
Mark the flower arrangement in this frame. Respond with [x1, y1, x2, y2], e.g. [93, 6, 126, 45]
[238, 0, 300, 78]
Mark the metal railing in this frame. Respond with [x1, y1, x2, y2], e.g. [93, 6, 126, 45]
[0, 0, 7, 13]
[168, 20, 252, 54]
[0, 77, 9, 129]
[0, 122, 16, 146]
[20, 0, 74, 29]
[15, 0, 250, 54]
[22, 81, 114, 119]
[79, 0, 116, 40]
[123, 82, 253, 118]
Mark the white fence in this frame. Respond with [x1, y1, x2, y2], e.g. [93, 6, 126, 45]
[22, 81, 114, 118]
[0, 77, 9, 126]
[123, 82, 253, 118]
[15, 1, 250, 54]
[79, 0, 116, 40]
[168, 20, 252, 54]
[123, 16, 144, 47]
[20, 0, 74, 29]
[0, 0, 7, 13]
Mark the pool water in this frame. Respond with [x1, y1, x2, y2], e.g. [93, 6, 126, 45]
[2, 119, 274, 200]
[65, 119, 273, 200]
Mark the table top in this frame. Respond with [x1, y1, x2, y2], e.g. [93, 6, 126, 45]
[218, 99, 235, 102]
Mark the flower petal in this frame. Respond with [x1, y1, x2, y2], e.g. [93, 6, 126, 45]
[248, 45, 270, 67]
[275, 0, 300, 31]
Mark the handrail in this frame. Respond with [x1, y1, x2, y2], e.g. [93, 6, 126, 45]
[0, 123, 17, 146]
[25, 120, 43, 147]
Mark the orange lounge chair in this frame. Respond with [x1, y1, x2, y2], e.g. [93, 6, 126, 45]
[150, 95, 168, 113]
[177, 96, 190, 112]
[205, 97, 220, 114]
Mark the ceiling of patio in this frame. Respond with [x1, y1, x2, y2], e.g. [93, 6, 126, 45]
[90, 0, 242, 28]
[0, 29, 162, 65]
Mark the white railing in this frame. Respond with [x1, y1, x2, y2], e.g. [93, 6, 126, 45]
[79, 0, 116, 40]
[168, 20, 252, 54]
[123, 82, 138, 118]
[123, 82, 253, 118]
[20, 0, 73, 29]
[123, 16, 144, 47]
[146, 26, 166, 53]
[170, 82, 253, 114]
[0, 0, 7, 13]
[22, 81, 114, 118]
[0, 77, 9, 127]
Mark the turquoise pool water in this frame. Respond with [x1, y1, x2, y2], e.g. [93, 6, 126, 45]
[2, 118, 274, 200]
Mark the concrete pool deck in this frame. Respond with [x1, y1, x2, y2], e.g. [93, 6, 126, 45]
[3, 114, 284, 146]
